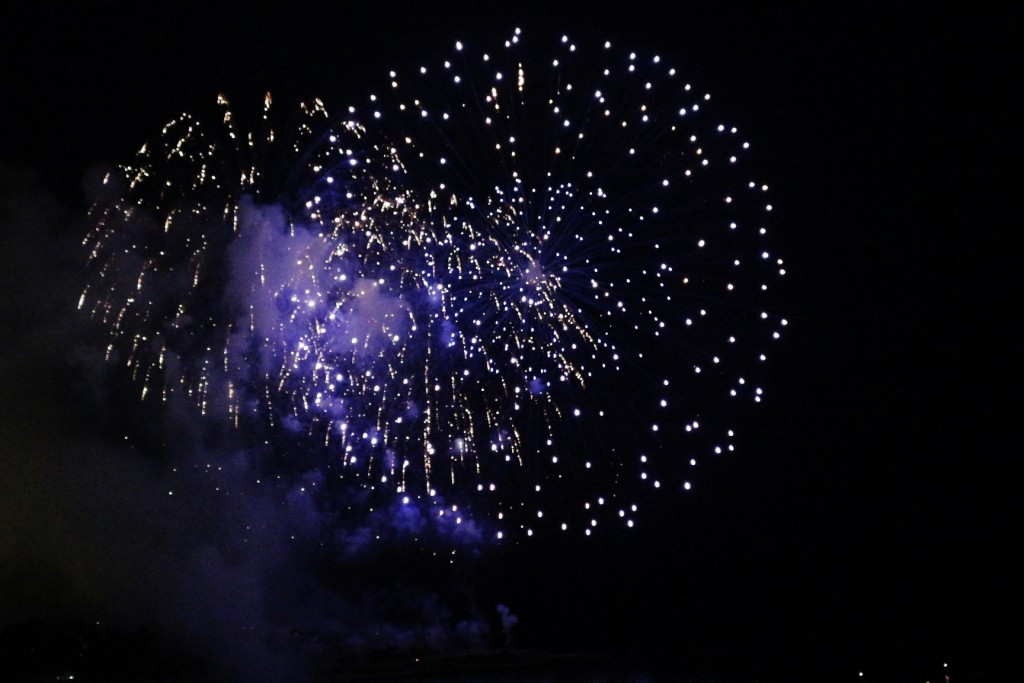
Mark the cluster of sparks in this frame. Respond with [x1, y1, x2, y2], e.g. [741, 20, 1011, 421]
[80, 29, 786, 539]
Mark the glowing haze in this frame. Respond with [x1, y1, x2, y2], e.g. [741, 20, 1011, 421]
[80, 29, 786, 540]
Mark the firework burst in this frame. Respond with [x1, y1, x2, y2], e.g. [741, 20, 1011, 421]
[81, 29, 786, 539]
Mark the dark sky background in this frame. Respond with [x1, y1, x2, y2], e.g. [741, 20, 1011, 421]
[0, 2, 1019, 682]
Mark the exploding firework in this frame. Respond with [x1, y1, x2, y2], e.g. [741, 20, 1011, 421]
[81, 29, 786, 539]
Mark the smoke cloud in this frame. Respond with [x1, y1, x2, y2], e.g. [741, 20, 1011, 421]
[0, 166, 510, 680]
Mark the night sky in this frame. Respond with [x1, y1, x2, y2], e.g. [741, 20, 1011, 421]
[1, 3, 1019, 682]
